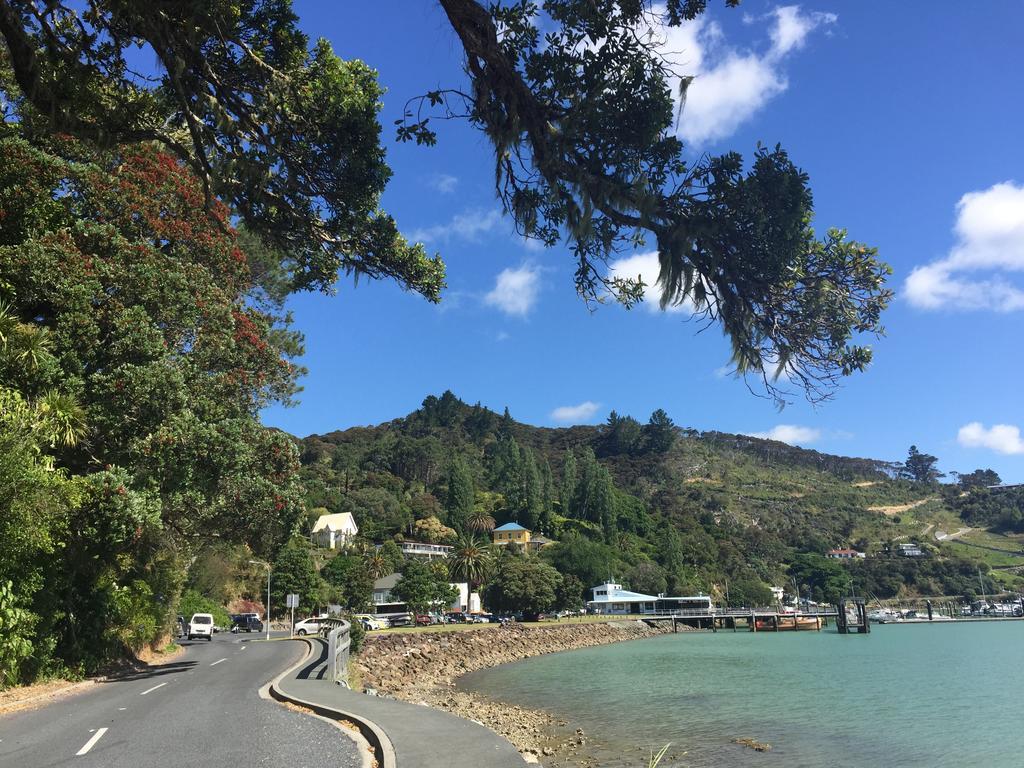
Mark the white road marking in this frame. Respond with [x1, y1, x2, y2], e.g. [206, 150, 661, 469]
[118, 708, 126, 711]
[76, 728, 107, 756]
[139, 682, 166, 696]
[239, 645, 247, 651]
[210, 658, 227, 666]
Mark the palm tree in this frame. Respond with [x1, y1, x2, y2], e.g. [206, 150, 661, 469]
[448, 533, 493, 592]
[467, 508, 496, 535]
[364, 551, 391, 580]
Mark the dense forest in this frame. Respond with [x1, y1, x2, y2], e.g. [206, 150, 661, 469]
[295, 392, 1022, 611]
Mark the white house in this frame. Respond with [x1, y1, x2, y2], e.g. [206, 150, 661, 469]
[372, 573, 481, 614]
[311, 512, 358, 549]
[826, 548, 866, 560]
[395, 541, 453, 560]
[586, 581, 713, 615]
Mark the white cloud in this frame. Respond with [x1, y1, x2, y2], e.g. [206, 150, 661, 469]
[744, 424, 821, 445]
[409, 209, 502, 244]
[957, 422, 1024, 455]
[770, 6, 836, 55]
[550, 401, 602, 423]
[430, 174, 459, 194]
[905, 182, 1024, 311]
[641, 5, 837, 145]
[607, 251, 693, 313]
[484, 265, 541, 316]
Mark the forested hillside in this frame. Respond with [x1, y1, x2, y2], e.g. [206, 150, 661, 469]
[296, 392, 1023, 606]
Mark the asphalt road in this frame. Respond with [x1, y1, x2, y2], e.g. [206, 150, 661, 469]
[0, 633, 362, 768]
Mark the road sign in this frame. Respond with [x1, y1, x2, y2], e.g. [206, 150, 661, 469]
[286, 593, 299, 608]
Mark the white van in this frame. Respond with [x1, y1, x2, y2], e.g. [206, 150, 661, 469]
[188, 613, 214, 641]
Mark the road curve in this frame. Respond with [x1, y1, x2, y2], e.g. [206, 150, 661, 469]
[0, 633, 362, 768]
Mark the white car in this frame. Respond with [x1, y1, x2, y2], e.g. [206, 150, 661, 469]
[293, 617, 324, 636]
[353, 614, 387, 630]
[188, 613, 214, 641]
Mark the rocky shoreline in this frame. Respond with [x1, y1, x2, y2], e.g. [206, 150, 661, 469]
[352, 619, 680, 764]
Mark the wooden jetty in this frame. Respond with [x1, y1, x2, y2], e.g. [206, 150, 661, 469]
[642, 607, 838, 633]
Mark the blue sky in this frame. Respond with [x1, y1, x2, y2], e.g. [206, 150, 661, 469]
[262, 2, 1024, 482]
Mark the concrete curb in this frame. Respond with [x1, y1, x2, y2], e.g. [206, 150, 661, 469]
[260, 637, 397, 768]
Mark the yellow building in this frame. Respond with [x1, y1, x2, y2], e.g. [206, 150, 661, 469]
[492, 522, 531, 546]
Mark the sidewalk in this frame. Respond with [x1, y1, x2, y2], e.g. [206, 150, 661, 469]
[275, 638, 527, 768]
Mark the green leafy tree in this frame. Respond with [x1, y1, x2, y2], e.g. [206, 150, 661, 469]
[601, 411, 643, 456]
[0, 580, 35, 689]
[725, 578, 773, 608]
[643, 409, 677, 454]
[521, 446, 543, 530]
[412, 516, 458, 545]
[555, 574, 585, 613]
[445, 456, 476, 531]
[483, 555, 562, 616]
[900, 446, 944, 484]
[321, 556, 373, 611]
[560, 449, 578, 518]
[271, 540, 325, 617]
[626, 561, 668, 597]
[788, 554, 850, 604]
[538, 458, 555, 535]
[0, 0, 890, 404]
[956, 469, 1001, 489]
[392, 559, 458, 614]
[178, 589, 231, 629]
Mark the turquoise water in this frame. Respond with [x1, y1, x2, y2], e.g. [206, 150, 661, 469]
[460, 622, 1024, 767]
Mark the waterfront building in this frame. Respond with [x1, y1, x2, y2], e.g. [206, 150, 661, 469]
[586, 581, 713, 615]
[311, 512, 358, 549]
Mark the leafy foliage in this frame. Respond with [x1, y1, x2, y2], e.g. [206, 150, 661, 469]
[0, 0, 444, 300]
[483, 552, 562, 615]
[0, 128, 305, 681]
[422, 0, 892, 403]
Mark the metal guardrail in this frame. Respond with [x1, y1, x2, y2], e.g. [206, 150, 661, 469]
[321, 618, 351, 687]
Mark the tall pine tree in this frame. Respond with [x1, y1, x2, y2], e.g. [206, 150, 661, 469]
[444, 456, 475, 532]
[560, 449, 578, 519]
[539, 458, 555, 535]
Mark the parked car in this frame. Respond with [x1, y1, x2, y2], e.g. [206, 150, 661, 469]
[445, 611, 468, 623]
[188, 613, 215, 641]
[415, 614, 432, 626]
[387, 613, 412, 628]
[293, 617, 323, 635]
[230, 614, 264, 633]
[353, 614, 387, 630]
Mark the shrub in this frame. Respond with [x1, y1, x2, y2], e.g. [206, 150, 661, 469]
[178, 589, 231, 628]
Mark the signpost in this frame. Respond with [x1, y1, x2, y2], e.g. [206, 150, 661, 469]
[286, 593, 299, 637]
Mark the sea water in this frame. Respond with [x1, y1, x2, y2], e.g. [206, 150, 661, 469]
[460, 622, 1024, 767]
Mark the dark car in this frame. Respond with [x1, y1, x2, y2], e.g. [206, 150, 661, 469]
[415, 614, 432, 626]
[445, 611, 468, 624]
[231, 614, 264, 633]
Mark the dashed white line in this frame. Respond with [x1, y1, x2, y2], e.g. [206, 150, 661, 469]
[139, 682, 167, 696]
[210, 658, 227, 666]
[76, 728, 107, 756]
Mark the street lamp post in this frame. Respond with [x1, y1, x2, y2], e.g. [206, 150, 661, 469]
[249, 560, 271, 641]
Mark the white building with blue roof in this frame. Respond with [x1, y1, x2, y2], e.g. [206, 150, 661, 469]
[587, 581, 713, 615]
